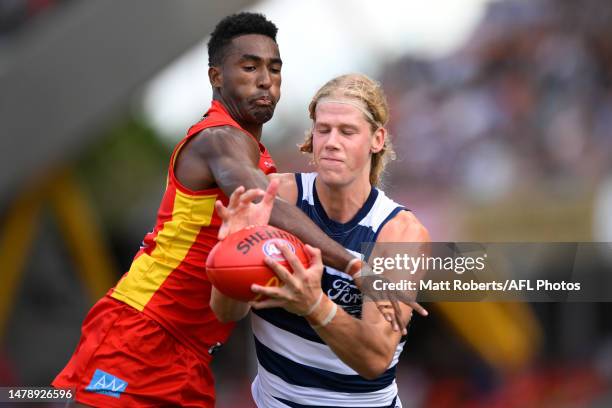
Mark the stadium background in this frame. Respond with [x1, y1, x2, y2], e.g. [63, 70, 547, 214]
[1, 0, 611, 406]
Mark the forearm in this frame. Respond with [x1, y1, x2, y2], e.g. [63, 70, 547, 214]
[270, 199, 354, 272]
[306, 297, 394, 379]
[210, 287, 250, 322]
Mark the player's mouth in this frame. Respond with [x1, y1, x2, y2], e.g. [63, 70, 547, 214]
[252, 94, 274, 107]
[320, 157, 344, 164]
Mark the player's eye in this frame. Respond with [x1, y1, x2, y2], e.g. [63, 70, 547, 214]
[315, 127, 330, 134]
[243, 66, 256, 72]
[270, 66, 282, 74]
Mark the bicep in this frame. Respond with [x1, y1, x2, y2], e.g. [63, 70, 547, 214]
[199, 128, 270, 196]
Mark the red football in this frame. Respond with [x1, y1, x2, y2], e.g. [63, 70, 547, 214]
[206, 225, 309, 301]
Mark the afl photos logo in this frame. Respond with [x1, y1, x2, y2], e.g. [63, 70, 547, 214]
[262, 239, 295, 261]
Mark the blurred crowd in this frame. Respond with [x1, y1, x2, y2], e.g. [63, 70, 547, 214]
[372, 2, 612, 405]
[381, 0, 612, 202]
[0, 0, 65, 38]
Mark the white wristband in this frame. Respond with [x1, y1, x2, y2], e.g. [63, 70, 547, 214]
[312, 303, 338, 329]
[298, 292, 323, 317]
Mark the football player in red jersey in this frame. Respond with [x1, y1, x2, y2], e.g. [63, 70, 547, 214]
[54, 12, 424, 408]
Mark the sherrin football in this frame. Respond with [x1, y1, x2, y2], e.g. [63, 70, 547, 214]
[206, 225, 309, 301]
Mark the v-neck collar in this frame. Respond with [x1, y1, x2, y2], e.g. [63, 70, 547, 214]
[313, 178, 378, 235]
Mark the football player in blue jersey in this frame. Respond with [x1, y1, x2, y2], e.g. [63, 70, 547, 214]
[213, 73, 429, 407]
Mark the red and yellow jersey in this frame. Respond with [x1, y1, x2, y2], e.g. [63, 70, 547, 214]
[109, 100, 277, 361]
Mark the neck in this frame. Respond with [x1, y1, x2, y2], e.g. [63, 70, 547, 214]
[240, 122, 263, 141]
[315, 176, 372, 224]
[213, 93, 263, 141]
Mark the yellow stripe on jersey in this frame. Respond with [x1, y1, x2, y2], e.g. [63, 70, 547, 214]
[112, 189, 217, 311]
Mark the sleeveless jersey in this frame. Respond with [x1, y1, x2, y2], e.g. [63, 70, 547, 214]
[109, 100, 277, 361]
[251, 172, 407, 408]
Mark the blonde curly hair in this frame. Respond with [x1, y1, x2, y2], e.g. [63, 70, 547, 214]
[299, 73, 395, 187]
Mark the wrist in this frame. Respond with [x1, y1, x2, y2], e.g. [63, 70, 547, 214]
[297, 291, 324, 317]
[306, 296, 335, 327]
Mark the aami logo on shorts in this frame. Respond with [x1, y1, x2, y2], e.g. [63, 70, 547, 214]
[262, 239, 295, 261]
[85, 369, 128, 398]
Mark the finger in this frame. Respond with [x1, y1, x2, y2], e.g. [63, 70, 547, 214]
[228, 186, 245, 209]
[215, 201, 229, 240]
[217, 225, 228, 240]
[239, 188, 265, 206]
[375, 300, 393, 323]
[389, 295, 403, 333]
[251, 283, 287, 299]
[346, 258, 363, 276]
[376, 303, 393, 324]
[304, 244, 323, 269]
[215, 200, 229, 219]
[394, 287, 427, 317]
[249, 298, 286, 310]
[374, 300, 404, 334]
[263, 179, 280, 206]
[399, 304, 408, 336]
[278, 243, 306, 276]
[381, 310, 395, 325]
[264, 257, 298, 289]
[409, 302, 429, 317]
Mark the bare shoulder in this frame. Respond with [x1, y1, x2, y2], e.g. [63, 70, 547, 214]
[378, 210, 430, 243]
[268, 173, 298, 203]
[174, 125, 260, 191]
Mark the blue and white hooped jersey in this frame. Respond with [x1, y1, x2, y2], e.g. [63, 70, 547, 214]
[251, 172, 408, 408]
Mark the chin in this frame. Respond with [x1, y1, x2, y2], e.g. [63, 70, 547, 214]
[317, 171, 349, 188]
[252, 107, 275, 123]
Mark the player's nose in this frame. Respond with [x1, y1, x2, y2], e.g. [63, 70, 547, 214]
[257, 68, 272, 89]
[324, 129, 341, 150]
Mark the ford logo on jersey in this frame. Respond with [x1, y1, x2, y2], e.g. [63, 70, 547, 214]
[85, 369, 128, 398]
[262, 239, 295, 261]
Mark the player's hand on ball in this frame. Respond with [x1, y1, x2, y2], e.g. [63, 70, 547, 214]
[250, 243, 324, 316]
[215, 179, 279, 240]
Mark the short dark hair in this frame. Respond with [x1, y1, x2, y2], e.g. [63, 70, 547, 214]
[208, 12, 278, 67]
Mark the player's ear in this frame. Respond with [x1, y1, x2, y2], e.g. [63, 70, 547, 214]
[370, 127, 386, 153]
[209, 66, 222, 88]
